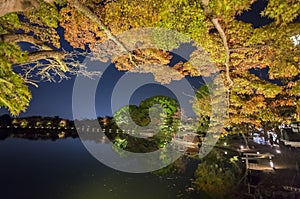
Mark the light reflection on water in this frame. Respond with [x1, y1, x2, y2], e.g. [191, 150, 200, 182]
[0, 138, 206, 199]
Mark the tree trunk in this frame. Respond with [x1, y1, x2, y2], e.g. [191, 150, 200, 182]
[27, 51, 66, 63]
[201, 0, 233, 87]
[0, 0, 55, 17]
[1, 34, 51, 49]
[0, 0, 38, 16]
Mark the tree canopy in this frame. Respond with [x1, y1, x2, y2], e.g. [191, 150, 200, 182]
[0, 0, 299, 132]
[113, 96, 180, 152]
[193, 149, 241, 199]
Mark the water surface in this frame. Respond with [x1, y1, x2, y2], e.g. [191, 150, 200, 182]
[0, 138, 206, 199]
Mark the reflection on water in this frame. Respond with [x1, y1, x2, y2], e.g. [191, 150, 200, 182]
[0, 138, 207, 199]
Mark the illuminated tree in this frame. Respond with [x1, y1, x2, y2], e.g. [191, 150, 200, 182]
[193, 150, 241, 199]
[0, 0, 299, 131]
[86, 0, 299, 129]
[0, 0, 97, 115]
[162, 0, 300, 130]
[113, 96, 180, 152]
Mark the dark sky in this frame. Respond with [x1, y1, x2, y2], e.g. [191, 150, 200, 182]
[0, 0, 289, 120]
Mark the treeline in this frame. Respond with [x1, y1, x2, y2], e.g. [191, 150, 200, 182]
[0, 114, 117, 140]
[0, 114, 119, 129]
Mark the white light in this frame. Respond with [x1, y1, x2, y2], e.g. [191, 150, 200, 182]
[224, 142, 227, 146]
[224, 151, 228, 155]
[257, 152, 260, 154]
[240, 145, 244, 149]
[270, 161, 274, 168]
[291, 34, 300, 46]
[276, 150, 281, 154]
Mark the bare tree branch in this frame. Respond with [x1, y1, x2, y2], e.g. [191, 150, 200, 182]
[24, 79, 39, 87]
[20, 58, 70, 83]
[1, 3, 101, 84]
[17, 50, 102, 83]
[1, 33, 74, 81]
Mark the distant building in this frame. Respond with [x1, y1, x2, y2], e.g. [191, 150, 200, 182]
[59, 120, 67, 128]
[280, 121, 300, 147]
[290, 121, 300, 133]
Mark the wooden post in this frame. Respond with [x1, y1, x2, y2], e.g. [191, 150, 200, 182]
[245, 154, 249, 171]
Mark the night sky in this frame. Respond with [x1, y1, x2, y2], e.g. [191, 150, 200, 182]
[0, 0, 293, 120]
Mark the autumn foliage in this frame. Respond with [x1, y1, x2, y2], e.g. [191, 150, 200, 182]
[0, 0, 299, 132]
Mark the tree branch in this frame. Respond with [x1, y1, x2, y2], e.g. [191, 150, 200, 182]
[201, 0, 233, 87]
[0, 0, 55, 17]
[211, 18, 233, 87]
[14, 50, 70, 83]
[1, 33, 52, 50]
[24, 79, 39, 88]
[202, 0, 209, 7]
[0, 0, 38, 16]
[18, 50, 102, 83]
[27, 50, 69, 73]
[69, 0, 138, 69]
[2, 33, 101, 82]
[27, 50, 65, 62]
[1, 33, 70, 73]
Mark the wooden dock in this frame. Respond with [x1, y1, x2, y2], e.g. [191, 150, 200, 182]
[242, 152, 275, 171]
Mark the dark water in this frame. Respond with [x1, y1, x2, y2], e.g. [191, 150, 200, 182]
[0, 138, 207, 199]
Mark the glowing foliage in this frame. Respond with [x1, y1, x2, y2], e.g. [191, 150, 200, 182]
[27, 0, 59, 28]
[113, 96, 180, 152]
[12, 1, 62, 48]
[209, 0, 254, 19]
[193, 150, 240, 199]
[101, 0, 163, 35]
[0, 43, 31, 116]
[113, 48, 185, 84]
[0, 13, 21, 34]
[0, 0, 300, 126]
[60, 5, 107, 50]
[261, 0, 300, 25]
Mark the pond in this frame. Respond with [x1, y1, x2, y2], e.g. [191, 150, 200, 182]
[0, 137, 209, 199]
